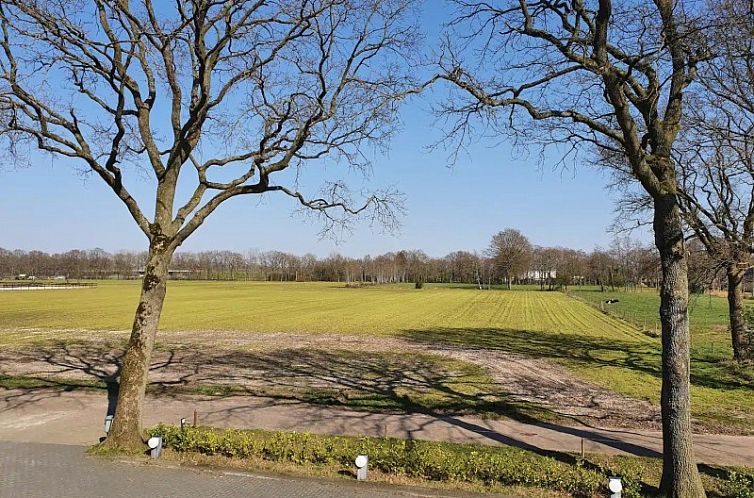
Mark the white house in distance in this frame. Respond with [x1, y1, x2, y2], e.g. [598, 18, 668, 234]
[525, 270, 556, 282]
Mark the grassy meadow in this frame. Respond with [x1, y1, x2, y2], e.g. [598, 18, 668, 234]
[0, 281, 752, 431]
[571, 286, 733, 348]
[0, 280, 645, 337]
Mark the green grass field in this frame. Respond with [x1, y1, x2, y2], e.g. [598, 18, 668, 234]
[571, 286, 733, 347]
[1, 281, 752, 431]
[568, 286, 754, 432]
[0, 280, 645, 337]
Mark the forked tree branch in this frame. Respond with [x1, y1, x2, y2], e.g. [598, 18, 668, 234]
[0, 0, 421, 249]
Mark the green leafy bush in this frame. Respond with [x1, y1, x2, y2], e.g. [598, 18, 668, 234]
[148, 425, 645, 498]
[724, 471, 754, 498]
[147, 425, 753, 498]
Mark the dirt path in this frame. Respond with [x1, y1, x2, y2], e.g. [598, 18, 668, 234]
[0, 331, 661, 431]
[434, 348, 660, 428]
[1, 388, 753, 467]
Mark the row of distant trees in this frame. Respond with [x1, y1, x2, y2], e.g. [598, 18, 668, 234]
[486, 229, 724, 293]
[0, 235, 719, 290]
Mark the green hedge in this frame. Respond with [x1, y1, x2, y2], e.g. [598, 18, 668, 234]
[724, 472, 754, 498]
[148, 425, 646, 498]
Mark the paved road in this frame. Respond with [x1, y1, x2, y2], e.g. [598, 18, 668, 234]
[0, 441, 492, 498]
[1, 389, 753, 467]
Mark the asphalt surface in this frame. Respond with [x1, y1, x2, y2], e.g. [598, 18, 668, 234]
[0, 441, 491, 498]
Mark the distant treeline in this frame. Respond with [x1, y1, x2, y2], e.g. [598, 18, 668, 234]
[2, 234, 726, 291]
[2, 237, 722, 290]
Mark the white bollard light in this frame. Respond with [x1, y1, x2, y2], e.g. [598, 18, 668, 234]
[608, 476, 622, 498]
[103, 415, 113, 435]
[355, 454, 368, 481]
[147, 436, 163, 459]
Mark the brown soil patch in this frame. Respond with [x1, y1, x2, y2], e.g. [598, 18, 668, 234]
[0, 330, 667, 431]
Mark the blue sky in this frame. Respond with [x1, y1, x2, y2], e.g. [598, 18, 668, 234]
[0, 116, 626, 257]
[0, 2, 645, 258]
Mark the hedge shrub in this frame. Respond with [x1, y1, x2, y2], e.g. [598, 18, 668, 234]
[148, 425, 648, 498]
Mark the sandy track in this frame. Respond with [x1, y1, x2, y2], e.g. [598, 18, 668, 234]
[174, 331, 663, 428]
[0, 330, 665, 431]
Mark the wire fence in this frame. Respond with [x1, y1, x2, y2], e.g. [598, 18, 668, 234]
[0, 281, 97, 290]
[566, 290, 728, 356]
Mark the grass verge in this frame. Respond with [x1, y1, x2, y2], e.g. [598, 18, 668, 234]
[144, 424, 754, 498]
[0, 374, 104, 390]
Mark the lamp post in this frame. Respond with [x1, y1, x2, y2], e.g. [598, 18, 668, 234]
[147, 436, 163, 459]
[608, 477, 622, 498]
[103, 415, 113, 435]
[355, 454, 368, 481]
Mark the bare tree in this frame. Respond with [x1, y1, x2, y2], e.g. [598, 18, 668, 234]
[611, 0, 754, 361]
[587, 248, 617, 291]
[551, 247, 587, 290]
[531, 246, 557, 290]
[488, 228, 532, 289]
[446, 250, 480, 283]
[437, 0, 707, 495]
[675, 0, 754, 361]
[685, 238, 722, 294]
[0, 0, 416, 450]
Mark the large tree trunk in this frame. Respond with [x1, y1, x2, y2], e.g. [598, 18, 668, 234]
[726, 265, 751, 361]
[654, 195, 706, 498]
[103, 238, 172, 451]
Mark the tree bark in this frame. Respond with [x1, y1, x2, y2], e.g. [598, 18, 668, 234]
[103, 237, 172, 451]
[726, 265, 751, 361]
[654, 195, 706, 498]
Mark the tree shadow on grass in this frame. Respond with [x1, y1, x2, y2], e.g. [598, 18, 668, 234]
[173, 347, 563, 426]
[1, 342, 546, 419]
[0, 341, 176, 415]
[399, 327, 754, 392]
